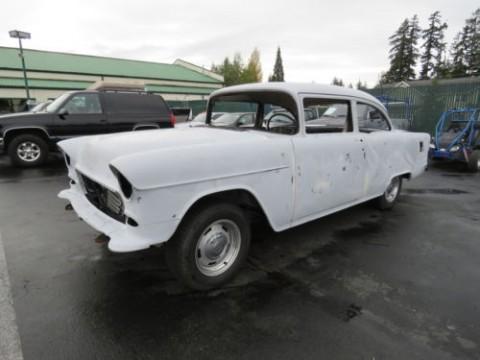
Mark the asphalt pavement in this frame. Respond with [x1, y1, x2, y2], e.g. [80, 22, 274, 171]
[0, 154, 479, 360]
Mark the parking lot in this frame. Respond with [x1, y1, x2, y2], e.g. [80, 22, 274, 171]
[0, 154, 479, 360]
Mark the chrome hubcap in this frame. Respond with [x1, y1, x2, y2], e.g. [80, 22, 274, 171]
[195, 219, 241, 276]
[17, 142, 41, 162]
[385, 177, 400, 202]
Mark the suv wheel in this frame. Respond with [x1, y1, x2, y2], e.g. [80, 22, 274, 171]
[375, 176, 402, 210]
[8, 134, 49, 167]
[165, 202, 251, 290]
[467, 150, 480, 173]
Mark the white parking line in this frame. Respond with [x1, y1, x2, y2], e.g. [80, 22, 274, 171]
[0, 232, 24, 360]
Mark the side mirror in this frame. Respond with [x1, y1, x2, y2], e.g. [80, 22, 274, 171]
[58, 108, 69, 119]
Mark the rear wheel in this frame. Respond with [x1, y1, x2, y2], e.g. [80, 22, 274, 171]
[7, 134, 49, 167]
[467, 150, 480, 173]
[165, 202, 251, 290]
[375, 176, 402, 210]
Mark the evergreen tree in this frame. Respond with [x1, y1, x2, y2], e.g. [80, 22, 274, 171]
[384, 16, 420, 83]
[268, 47, 285, 82]
[331, 77, 344, 86]
[450, 30, 469, 77]
[420, 11, 448, 79]
[406, 15, 421, 79]
[384, 19, 411, 82]
[451, 8, 480, 77]
[465, 8, 480, 76]
[356, 80, 368, 90]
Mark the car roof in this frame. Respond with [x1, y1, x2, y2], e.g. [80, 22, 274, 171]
[210, 82, 385, 110]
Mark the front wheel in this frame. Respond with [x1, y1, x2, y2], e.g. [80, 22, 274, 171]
[7, 134, 49, 167]
[467, 150, 480, 173]
[165, 202, 251, 290]
[375, 176, 402, 210]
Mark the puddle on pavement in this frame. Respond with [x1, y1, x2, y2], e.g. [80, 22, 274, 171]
[333, 221, 383, 240]
[405, 188, 469, 195]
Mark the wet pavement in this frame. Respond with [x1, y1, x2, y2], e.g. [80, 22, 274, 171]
[0, 154, 479, 359]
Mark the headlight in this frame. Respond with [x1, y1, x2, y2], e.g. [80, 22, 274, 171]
[110, 166, 133, 199]
[450, 145, 460, 152]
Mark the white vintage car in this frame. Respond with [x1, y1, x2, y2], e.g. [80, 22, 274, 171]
[58, 83, 429, 289]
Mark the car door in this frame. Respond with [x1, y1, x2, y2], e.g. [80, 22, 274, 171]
[355, 102, 395, 197]
[292, 96, 367, 222]
[53, 93, 108, 137]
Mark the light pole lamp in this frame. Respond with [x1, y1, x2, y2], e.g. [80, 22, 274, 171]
[9, 30, 31, 100]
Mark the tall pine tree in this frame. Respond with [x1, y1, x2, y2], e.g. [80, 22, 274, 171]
[420, 11, 448, 79]
[450, 8, 480, 77]
[269, 47, 285, 82]
[383, 16, 421, 83]
[331, 77, 344, 86]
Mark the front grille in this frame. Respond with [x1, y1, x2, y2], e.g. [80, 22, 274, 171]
[79, 173, 125, 223]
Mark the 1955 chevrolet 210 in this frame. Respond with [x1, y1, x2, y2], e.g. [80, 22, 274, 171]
[59, 83, 430, 289]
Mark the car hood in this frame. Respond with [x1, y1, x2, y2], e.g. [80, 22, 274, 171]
[0, 111, 51, 122]
[59, 127, 293, 191]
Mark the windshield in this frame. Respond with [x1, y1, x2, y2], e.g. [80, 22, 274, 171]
[208, 91, 298, 135]
[45, 93, 71, 113]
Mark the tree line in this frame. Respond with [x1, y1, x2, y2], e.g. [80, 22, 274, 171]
[211, 47, 285, 85]
[381, 8, 480, 84]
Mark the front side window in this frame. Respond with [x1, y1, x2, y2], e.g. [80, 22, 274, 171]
[61, 94, 102, 114]
[356, 103, 391, 132]
[303, 98, 353, 134]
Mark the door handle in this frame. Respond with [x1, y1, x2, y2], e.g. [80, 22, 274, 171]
[100, 119, 107, 122]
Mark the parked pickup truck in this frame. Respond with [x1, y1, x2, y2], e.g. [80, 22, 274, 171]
[58, 83, 430, 290]
[0, 90, 174, 167]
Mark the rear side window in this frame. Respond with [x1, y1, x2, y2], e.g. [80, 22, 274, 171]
[104, 93, 169, 115]
[356, 103, 391, 132]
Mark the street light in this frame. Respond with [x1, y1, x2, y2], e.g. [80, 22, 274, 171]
[9, 30, 31, 100]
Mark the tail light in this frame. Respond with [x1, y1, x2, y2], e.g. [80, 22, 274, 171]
[169, 113, 176, 127]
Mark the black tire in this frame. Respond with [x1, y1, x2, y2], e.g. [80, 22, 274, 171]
[374, 176, 402, 210]
[467, 150, 480, 173]
[165, 202, 251, 290]
[7, 134, 49, 167]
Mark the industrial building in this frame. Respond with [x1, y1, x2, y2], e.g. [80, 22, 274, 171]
[0, 46, 223, 113]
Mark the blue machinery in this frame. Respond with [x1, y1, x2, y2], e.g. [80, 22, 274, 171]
[430, 108, 480, 162]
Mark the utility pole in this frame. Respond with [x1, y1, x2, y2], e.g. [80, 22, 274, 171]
[9, 30, 31, 100]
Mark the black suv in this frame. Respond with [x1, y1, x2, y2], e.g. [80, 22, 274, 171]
[0, 90, 174, 167]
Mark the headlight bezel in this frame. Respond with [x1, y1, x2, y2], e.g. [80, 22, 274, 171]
[109, 165, 133, 199]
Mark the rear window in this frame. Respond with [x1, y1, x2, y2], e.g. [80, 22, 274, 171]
[104, 93, 169, 115]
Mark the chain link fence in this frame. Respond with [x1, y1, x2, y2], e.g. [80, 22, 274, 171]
[367, 77, 480, 134]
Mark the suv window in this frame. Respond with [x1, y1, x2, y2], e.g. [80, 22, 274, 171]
[104, 93, 168, 115]
[357, 103, 391, 132]
[61, 94, 102, 114]
[303, 98, 353, 134]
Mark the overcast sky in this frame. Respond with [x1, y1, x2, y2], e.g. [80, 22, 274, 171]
[0, 0, 478, 86]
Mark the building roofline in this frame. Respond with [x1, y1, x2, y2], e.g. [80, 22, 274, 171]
[0, 46, 176, 67]
[174, 59, 224, 82]
[0, 46, 224, 84]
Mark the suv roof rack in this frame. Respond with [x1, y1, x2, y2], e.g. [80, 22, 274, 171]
[88, 80, 148, 94]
